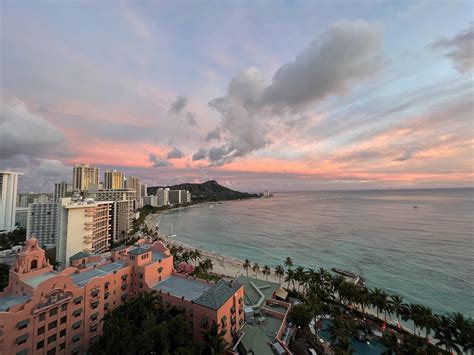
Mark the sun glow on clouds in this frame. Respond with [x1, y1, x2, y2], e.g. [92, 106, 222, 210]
[1, 3, 473, 191]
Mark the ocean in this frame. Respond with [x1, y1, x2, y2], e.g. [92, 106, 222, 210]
[158, 188, 474, 317]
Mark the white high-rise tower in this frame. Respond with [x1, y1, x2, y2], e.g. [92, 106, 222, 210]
[0, 171, 22, 232]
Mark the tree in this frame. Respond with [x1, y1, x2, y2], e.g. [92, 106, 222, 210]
[285, 268, 295, 290]
[290, 304, 312, 328]
[252, 263, 260, 278]
[274, 265, 285, 284]
[389, 295, 407, 326]
[294, 266, 306, 293]
[0, 263, 9, 291]
[382, 331, 402, 355]
[262, 265, 271, 281]
[328, 315, 356, 354]
[434, 315, 460, 354]
[369, 288, 388, 320]
[284, 257, 294, 269]
[243, 259, 251, 277]
[202, 322, 227, 355]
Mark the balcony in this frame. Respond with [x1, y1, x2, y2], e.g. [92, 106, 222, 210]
[84, 225, 93, 231]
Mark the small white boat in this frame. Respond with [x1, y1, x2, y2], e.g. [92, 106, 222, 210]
[169, 224, 177, 238]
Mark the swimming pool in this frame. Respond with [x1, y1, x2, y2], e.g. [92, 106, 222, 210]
[318, 319, 386, 355]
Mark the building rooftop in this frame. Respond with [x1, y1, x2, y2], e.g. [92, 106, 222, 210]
[239, 324, 275, 355]
[194, 280, 242, 311]
[111, 245, 127, 252]
[235, 275, 280, 308]
[70, 251, 91, 261]
[71, 261, 127, 286]
[152, 250, 169, 261]
[0, 294, 31, 312]
[23, 271, 58, 288]
[128, 246, 150, 256]
[152, 275, 212, 301]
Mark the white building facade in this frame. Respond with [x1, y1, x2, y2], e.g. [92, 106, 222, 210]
[0, 171, 22, 233]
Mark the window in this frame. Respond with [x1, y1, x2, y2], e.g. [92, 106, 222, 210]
[37, 326, 45, 335]
[73, 296, 83, 305]
[72, 334, 81, 343]
[60, 329, 66, 338]
[91, 300, 99, 309]
[30, 259, 38, 269]
[121, 284, 127, 291]
[37, 340, 44, 349]
[59, 342, 66, 350]
[17, 319, 28, 330]
[47, 334, 56, 344]
[47, 348, 56, 355]
[16, 334, 28, 345]
[60, 316, 67, 324]
[72, 320, 82, 330]
[90, 312, 99, 321]
[73, 308, 82, 317]
[49, 307, 57, 317]
[48, 320, 57, 330]
[61, 303, 68, 312]
[39, 313, 46, 321]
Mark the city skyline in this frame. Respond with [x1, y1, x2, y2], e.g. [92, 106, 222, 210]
[1, 1, 473, 192]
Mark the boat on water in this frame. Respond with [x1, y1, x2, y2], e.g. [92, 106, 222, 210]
[331, 268, 365, 286]
[168, 224, 177, 238]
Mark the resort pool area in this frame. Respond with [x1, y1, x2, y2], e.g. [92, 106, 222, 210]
[318, 319, 386, 355]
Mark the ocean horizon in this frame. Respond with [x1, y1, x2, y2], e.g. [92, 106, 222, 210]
[159, 188, 474, 318]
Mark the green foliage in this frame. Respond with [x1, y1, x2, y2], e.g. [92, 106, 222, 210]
[0, 263, 9, 291]
[89, 292, 208, 354]
[0, 228, 26, 251]
[290, 304, 313, 328]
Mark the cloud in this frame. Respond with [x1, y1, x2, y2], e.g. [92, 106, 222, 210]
[192, 148, 208, 161]
[430, 25, 474, 73]
[186, 112, 198, 126]
[169, 96, 188, 115]
[149, 153, 172, 167]
[205, 127, 221, 141]
[0, 98, 65, 159]
[166, 147, 185, 159]
[393, 147, 421, 162]
[202, 21, 383, 166]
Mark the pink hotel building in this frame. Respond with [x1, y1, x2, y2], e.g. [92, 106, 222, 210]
[0, 237, 245, 355]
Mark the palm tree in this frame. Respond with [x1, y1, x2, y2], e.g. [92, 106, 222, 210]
[252, 263, 260, 278]
[262, 265, 271, 281]
[193, 248, 202, 266]
[449, 312, 473, 353]
[243, 259, 251, 277]
[274, 265, 285, 284]
[434, 314, 459, 354]
[417, 305, 435, 339]
[294, 266, 306, 293]
[382, 331, 402, 355]
[202, 322, 228, 355]
[403, 303, 422, 335]
[388, 295, 407, 326]
[285, 268, 295, 290]
[369, 288, 387, 320]
[284, 257, 293, 269]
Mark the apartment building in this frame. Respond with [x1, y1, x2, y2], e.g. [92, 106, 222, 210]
[27, 203, 59, 245]
[72, 164, 99, 191]
[15, 208, 28, 230]
[103, 170, 124, 190]
[54, 183, 71, 203]
[0, 171, 22, 233]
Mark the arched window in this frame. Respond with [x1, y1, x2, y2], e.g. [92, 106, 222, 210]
[31, 259, 38, 270]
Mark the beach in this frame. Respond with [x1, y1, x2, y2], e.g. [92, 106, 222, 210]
[144, 208, 286, 285]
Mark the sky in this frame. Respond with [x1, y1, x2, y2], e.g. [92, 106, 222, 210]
[1, 0, 473, 192]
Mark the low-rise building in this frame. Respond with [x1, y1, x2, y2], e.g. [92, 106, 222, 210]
[0, 237, 245, 354]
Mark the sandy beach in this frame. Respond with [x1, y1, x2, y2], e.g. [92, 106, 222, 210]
[144, 209, 286, 286]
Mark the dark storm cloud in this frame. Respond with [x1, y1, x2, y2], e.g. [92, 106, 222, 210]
[166, 147, 185, 159]
[149, 153, 172, 167]
[192, 148, 208, 161]
[169, 96, 188, 115]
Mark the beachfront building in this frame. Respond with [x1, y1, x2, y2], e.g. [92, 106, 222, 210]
[157, 188, 170, 206]
[168, 190, 190, 205]
[86, 188, 135, 244]
[0, 237, 245, 354]
[103, 170, 124, 190]
[140, 183, 147, 198]
[54, 182, 71, 203]
[72, 164, 99, 191]
[27, 202, 60, 246]
[56, 198, 112, 266]
[15, 207, 28, 230]
[143, 195, 158, 207]
[0, 171, 22, 233]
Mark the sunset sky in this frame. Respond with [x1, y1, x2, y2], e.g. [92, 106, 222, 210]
[1, 1, 473, 192]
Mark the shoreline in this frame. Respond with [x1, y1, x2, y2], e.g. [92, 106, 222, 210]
[144, 206, 285, 284]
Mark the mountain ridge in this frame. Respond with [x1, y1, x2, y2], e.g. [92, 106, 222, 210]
[147, 180, 259, 201]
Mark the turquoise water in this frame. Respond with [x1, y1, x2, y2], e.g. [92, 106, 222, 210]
[319, 319, 386, 354]
[158, 188, 474, 317]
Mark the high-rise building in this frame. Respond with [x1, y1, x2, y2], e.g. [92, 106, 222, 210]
[140, 183, 148, 198]
[72, 164, 99, 191]
[17, 193, 33, 208]
[86, 188, 135, 244]
[143, 195, 158, 207]
[14, 207, 28, 229]
[54, 182, 71, 202]
[56, 197, 112, 266]
[104, 170, 125, 189]
[157, 188, 170, 206]
[169, 190, 191, 204]
[27, 202, 59, 245]
[0, 171, 22, 233]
